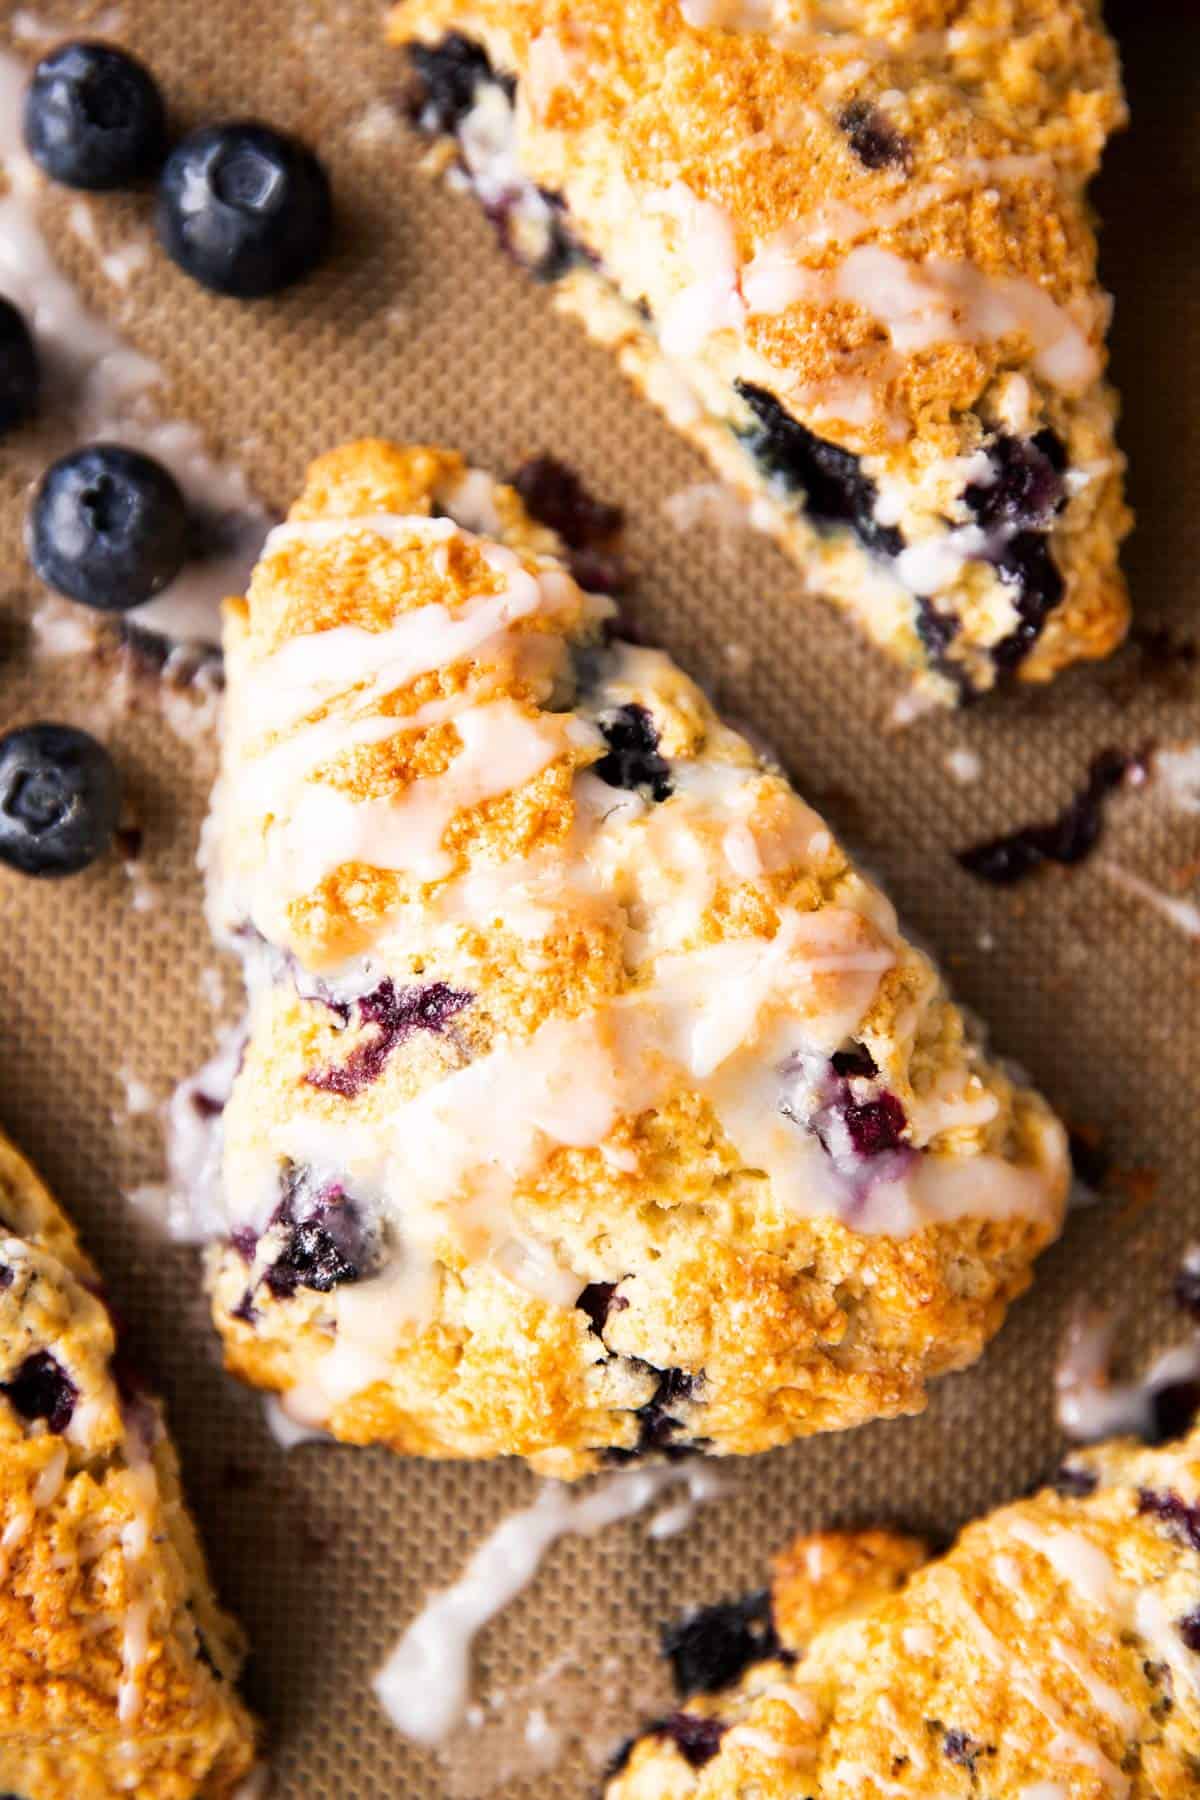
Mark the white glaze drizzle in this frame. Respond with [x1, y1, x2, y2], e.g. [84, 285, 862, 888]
[1100, 862, 1200, 944]
[373, 1465, 722, 1745]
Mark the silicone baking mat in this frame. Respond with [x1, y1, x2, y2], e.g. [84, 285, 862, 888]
[0, 1, 1196, 1793]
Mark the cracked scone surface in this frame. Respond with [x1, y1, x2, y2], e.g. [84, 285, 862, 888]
[0, 1132, 256, 1800]
[606, 1426, 1200, 1798]
[198, 437, 1068, 1477]
[389, 0, 1131, 702]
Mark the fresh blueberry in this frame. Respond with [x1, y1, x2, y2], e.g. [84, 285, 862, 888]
[24, 41, 167, 190]
[594, 705, 673, 803]
[2, 1350, 77, 1432]
[29, 444, 189, 611]
[0, 298, 39, 435]
[156, 122, 333, 298]
[0, 723, 120, 878]
[661, 1589, 781, 1696]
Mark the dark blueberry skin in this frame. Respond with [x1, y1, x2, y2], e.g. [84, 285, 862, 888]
[662, 1589, 781, 1697]
[0, 723, 120, 878]
[656, 1712, 727, 1768]
[305, 978, 472, 1097]
[838, 100, 912, 173]
[512, 456, 623, 551]
[2, 1350, 78, 1433]
[29, 444, 189, 611]
[1054, 1461, 1099, 1499]
[0, 299, 39, 436]
[157, 122, 333, 298]
[407, 33, 505, 132]
[1179, 1608, 1200, 1653]
[594, 705, 673, 803]
[24, 41, 166, 190]
[1175, 1257, 1200, 1321]
[957, 748, 1134, 885]
[576, 1280, 627, 1338]
[734, 381, 904, 560]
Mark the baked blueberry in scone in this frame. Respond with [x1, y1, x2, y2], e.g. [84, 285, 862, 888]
[388, 1, 1131, 704]
[606, 1424, 1200, 1798]
[0, 1131, 257, 1798]
[198, 437, 1068, 1476]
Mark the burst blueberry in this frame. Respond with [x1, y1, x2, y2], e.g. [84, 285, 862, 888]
[0, 723, 120, 878]
[24, 41, 166, 189]
[2, 1350, 77, 1433]
[29, 443, 190, 611]
[735, 381, 904, 559]
[157, 122, 333, 298]
[594, 705, 673, 803]
[662, 1589, 781, 1696]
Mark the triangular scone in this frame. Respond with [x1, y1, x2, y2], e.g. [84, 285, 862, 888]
[0, 1132, 257, 1799]
[606, 1424, 1200, 1797]
[201, 438, 1067, 1478]
[388, 1, 1130, 703]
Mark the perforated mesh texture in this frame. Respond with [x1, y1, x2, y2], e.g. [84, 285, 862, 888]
[0, 1, 1196, 1794]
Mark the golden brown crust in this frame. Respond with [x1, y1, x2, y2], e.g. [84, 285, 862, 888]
[202, 438, 1068, 1477]
[0, 1128, 257, 1799]
[389, 0, 1131, 698]
[609, 1425, 1200, 1798]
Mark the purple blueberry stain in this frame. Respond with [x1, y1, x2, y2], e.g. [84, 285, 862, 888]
[1179, 1609, 1200, 1654]
[957, 748, 1140, 885]
[943, 1729, 991, 1771]
[2, 1350, 77, 1433]
[305, 978, 472, 1098]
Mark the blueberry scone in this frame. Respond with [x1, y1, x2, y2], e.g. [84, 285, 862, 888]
[198, 437, 1068, 1476]
[0, 1131, 256, 1798]
[607, 1424, 1200, 1798]
[388, 0, 1131, 702]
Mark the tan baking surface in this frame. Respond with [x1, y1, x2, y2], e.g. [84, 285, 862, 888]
[0, 1, 1196, 1794]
